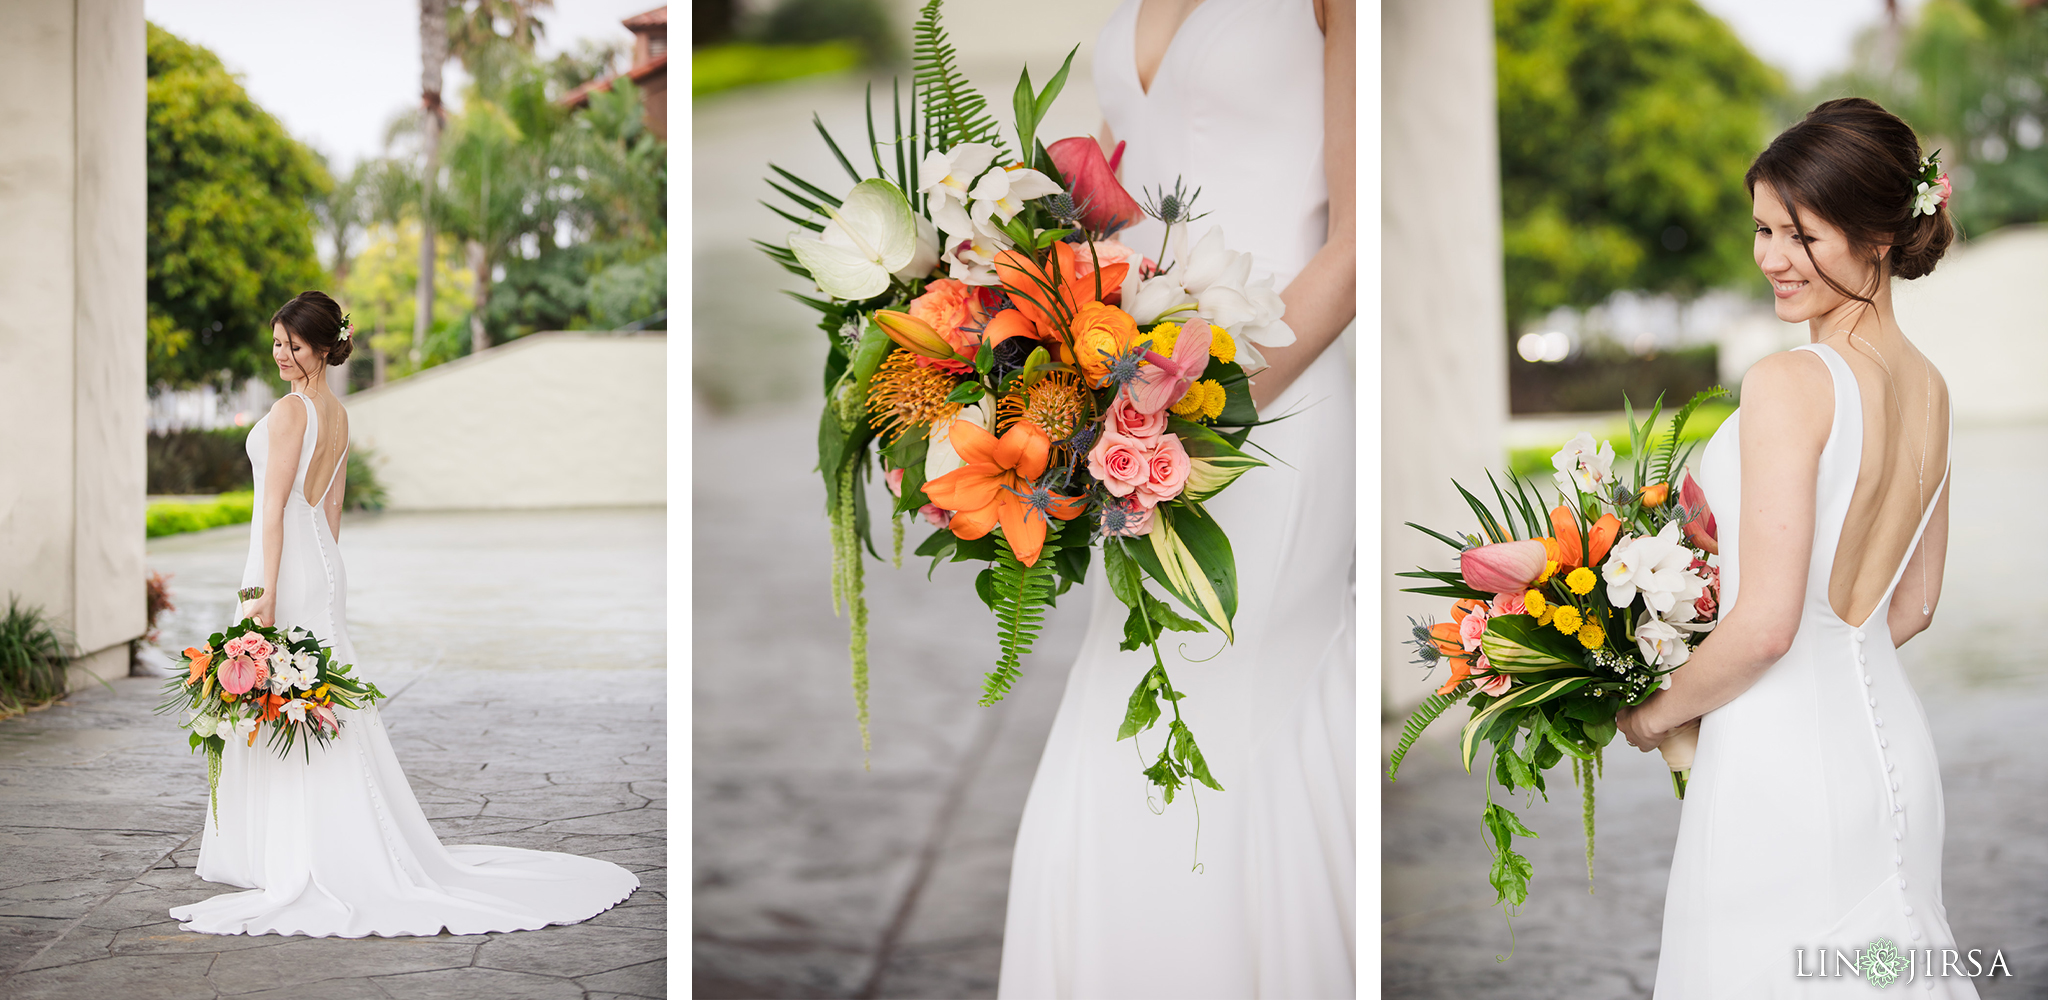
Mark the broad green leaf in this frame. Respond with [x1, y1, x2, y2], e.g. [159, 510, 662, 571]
[1460, 675, 1595, 772]
[1480, 614, 1585, 673]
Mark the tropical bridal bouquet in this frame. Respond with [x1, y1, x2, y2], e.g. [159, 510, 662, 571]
[157, 586, 386, 825]
[761, 0, 1292, 806]
[1387, 389, 1725, 919]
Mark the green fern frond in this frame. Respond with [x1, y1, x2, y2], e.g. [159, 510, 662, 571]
[1387, 680, 1473, 780]
[980, 533, 1057, 706]
[1651, 386, 1729, 488]
[913, 0, 1009, 158]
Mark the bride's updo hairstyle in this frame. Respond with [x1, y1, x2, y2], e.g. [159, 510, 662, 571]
[269, 290, 353, 367]
[1744, 97, 1955, 303]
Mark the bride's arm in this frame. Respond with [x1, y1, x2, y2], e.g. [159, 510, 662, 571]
[1885, 474, 1949, 647]
[1248, 0, 1354, 410]
[1616, 351, 1833, 748]
[253, 398, 307, 626]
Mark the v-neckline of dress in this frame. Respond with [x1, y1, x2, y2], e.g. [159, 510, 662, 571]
[1133, 0, 1217, 97]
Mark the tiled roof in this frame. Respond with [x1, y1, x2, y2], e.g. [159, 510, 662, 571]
[557, 54, 667, 108]
[623, 6, 666, 29]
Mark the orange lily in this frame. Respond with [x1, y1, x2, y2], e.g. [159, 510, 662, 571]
[993, 241, 1129, 342]
[183, 646, 212, 687]
[921, 419, 1085, 567]
[1428, 621, 1476, 694]
[1551, 506, 1622, 568]
[981, 308, 1042, 351]
[258, 693, 285, 723]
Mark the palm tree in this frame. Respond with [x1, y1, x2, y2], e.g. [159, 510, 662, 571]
[415, 0, 448, 366]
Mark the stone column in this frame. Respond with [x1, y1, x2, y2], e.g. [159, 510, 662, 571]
[1382, 0, 1509, 715]
[0, 0, 148, 690]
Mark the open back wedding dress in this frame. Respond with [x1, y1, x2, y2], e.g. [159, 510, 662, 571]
[998, 1, 1356, 995]
[167, 392, 638, 938]
[1655, 342, 1971, 996]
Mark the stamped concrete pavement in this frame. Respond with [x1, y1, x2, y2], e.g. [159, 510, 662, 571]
[0, 508, 666, 1000]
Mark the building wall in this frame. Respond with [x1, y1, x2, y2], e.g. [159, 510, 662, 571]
[1382, 0, 1511, 715]
[344, 332, 665, 510]
[0, 0, 147, 690]
[1895, 225, 2048, 426]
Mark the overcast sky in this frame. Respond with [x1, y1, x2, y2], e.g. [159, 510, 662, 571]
[143, 0, 663, 171]
[1693, 0, 1926, 88]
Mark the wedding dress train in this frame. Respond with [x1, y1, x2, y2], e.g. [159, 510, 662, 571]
[1654, 343, 1972, 996]
[998, 1, 1355, 995]
[167, 392, 639, 938]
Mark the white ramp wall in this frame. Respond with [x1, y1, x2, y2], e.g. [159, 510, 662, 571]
[1895, 226, 2048, 426]
[345, 332, 665, 510]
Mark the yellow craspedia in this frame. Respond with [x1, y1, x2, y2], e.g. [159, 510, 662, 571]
[1145, 322, 1180, 357]
[1577, 622, 1606, 649]
[1523, 588, 1548, 617]
[1208, 325, 1237, 364]
[1566, 567, 1597, 596]
[1169, 379, 1228, 422]
[1551, 604, 1583, 635]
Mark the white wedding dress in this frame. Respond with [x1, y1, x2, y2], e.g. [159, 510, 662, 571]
[998, 1, 1356, 996]
[1655, 343, 1971, 996]
[167, 392, 639, 937]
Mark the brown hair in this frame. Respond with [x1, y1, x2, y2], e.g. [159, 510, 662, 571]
[269, 290, 353, 367]
[1744, 97, 1955, 304]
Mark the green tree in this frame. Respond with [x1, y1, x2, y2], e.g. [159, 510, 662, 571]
[146, 23, 331, 387]
[1820, 0, 2048, 237]
[342, 220, 476, 378]
[1495, 0, 1783, 331]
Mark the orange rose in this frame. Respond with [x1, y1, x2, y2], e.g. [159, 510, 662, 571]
[907, 278, 989, 359]
[1069, 302, 1139, 387]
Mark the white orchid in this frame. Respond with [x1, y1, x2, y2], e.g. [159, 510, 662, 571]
[1123, 226, 1295, 369]
[1636, 609, 1713, 678]
[919, 142, 1000, 221]
[1604, 521, 1708, 618]
[1551, 432, 1619, 496]
[787, 179, 918, 301]
[281, 699, 313, 725]
[229, 714, 258, 740]
[968, 164, 1062, 225]
[921, 399, 993, 484]
[940, 218, 1013, 287]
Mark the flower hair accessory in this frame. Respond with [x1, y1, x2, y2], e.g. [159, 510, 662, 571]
[1912, 150, 1950, 217]
[337, 313, 354, 341]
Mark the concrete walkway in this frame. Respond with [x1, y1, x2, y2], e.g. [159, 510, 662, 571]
[0, 508, 666, 999]
[1382, 423, 2048, 998]
[692, 407, 1086, 999]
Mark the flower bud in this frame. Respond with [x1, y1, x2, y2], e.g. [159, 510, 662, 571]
[873, 310, 959, 360]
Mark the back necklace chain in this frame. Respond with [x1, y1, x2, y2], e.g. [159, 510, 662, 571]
[1842, 329, 1935, 616]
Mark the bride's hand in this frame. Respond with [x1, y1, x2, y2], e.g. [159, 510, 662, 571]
[246, 594, 276, 628]
[1617, 702, 1673, 752]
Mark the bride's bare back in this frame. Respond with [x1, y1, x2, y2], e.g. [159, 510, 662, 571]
[1815, 329, 1951, 629]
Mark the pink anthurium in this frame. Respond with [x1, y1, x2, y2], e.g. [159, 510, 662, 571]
[1460, 539, 1550, 594]
[218, 654, 264, 696]
[1127, 317, 1213, 414]
[1679, 469, 1718, 555]
[1047, 137, 1143, 235]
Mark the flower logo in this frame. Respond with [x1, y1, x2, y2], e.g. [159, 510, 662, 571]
[1857, 936, 1907, 988]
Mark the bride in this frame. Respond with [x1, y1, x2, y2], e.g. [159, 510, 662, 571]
[167, 291, 639, 938]
[1616, 98, 1973, 996]
[998, 0, 1356, 996]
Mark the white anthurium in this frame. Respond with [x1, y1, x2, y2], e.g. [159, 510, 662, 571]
[787, 179, 918, 301]
[922, 399, 994, 485]
[892, 214, 941, 281]
[968, 164, 1063, 225]
[919, 143, 1000, 218]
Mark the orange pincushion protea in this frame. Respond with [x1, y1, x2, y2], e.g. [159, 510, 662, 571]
[995, 371, 1091, 441]
[867, 349, 964, 442]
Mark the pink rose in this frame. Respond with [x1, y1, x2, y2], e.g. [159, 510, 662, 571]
[1458, 603, 1491, 652]
[886, 468, 905, 497]
[1106, 394, 1167, 440]
[1490, 591, 1527, 617]
[1477, 672, 1513, 696]
[920, 503, 953, 528]
[1087, 430, 1150, 498]
[1100, 497, 1154, 537]
[1937, 172, 1952, 202]
[1070, 240, 1136, 280]
[1133, 433, 1191, 508]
